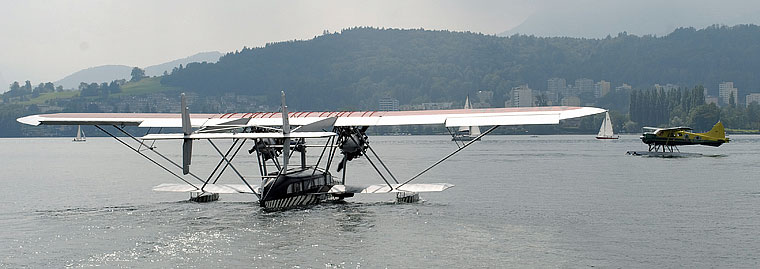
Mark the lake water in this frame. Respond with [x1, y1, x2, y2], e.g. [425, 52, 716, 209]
[1, 134, 758, 268]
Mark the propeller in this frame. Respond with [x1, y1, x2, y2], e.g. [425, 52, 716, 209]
[336, 126, 368, 172]
[181, 93, 192, 175]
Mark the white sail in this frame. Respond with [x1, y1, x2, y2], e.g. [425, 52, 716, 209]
[453, 96, 482, 140]
[469, 120, 481, 136]
[597, 112, 614, 138]
[73, 125, 86, 142]
[458, 96, 471, 133]
[457, 95, 480, 137]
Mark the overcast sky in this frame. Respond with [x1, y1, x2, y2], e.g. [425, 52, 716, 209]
[2, 0, 759, 90]
[0, 0, 534, 87]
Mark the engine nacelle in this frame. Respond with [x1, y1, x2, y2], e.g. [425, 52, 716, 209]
[340, 133, 365, 161]
[336, 126, 368, 171]
[249, 138, 281, 161]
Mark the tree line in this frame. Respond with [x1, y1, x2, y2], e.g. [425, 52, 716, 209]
[78, 80, 124, 97]
[161, 25, 760, 111]
[629, 86, 760, 131]
[4, 81, 63, 102]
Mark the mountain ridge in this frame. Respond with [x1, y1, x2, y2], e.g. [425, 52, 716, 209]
[161, 25, 760, 111]
[54, 51, 222, 89]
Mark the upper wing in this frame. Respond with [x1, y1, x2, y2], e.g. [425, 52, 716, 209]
[17, 106, 604, 128]
[650, 126, 693, 135]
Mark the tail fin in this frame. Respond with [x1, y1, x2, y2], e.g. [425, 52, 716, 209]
[701, 121, 726, 139]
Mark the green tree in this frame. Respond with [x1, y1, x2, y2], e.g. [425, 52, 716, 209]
[689, 103, 720, 131]
[9, 81, 20, 92]
[130, 67, 146, 82]
[534, 93, 548, 107]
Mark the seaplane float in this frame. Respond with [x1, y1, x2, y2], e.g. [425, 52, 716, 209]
[626, 121, 730, 157]
[17, 92, 605, 210]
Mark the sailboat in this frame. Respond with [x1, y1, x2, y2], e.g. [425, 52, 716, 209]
[73, 125, 86, 142]
[596, 112, 619, 139]
[452, 96, 482, 141]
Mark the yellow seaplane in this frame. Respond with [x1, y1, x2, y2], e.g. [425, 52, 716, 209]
[627, 122, 729, 156]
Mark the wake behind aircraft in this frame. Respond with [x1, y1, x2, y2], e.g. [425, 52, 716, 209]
[18, 92, 605, 210]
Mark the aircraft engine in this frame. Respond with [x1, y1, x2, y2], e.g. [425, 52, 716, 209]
[249, 138, 282, 162]
[336, 126, 368, 171]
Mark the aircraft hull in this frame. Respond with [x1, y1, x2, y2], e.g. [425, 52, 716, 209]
[262, 193, 325, 210]
[640, 134, 727, 147]
[259, 167, 334, 210]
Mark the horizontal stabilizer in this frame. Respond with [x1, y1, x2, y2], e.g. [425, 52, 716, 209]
[329, 183, 454, 194]
[152, 183, 259, 194]
[142, 131, 336, 140]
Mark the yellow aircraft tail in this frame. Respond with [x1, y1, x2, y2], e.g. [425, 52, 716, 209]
[700, 121, 726, 139]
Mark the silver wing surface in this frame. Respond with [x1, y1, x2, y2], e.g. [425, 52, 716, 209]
[17, 106, 605, 128]
[152, 183, 259, 194]
[329, 183, 454, 194]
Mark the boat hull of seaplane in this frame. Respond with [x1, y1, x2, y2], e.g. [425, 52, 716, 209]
[640, 134, 727, 146]
[260, 167, 334, 210]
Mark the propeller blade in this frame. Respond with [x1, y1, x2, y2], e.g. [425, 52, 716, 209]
[180, 93, 192, 174]
[182, 139, 192, 175]
[281, 91, 290, 171]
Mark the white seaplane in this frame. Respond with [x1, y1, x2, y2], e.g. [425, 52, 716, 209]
[18, 92, 604, 210]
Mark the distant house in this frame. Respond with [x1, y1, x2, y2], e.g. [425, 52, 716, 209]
[508, 84, 532, 107]
[719, 82, 738, 105]
[378, 97, 399, 111]
[746, 93, 760, 107]
[595, 80, 610, 98]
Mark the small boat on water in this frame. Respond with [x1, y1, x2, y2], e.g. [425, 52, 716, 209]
[73, 125, 86, 142]
[452, 96, 481, 141]
[596, 112, 619, 139]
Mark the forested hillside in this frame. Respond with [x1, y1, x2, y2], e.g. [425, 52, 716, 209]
[5, 25, 760, 137]
[162, 25, 760, 110]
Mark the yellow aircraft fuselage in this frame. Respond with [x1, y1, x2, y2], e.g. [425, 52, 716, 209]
[640, 122, 729, 147]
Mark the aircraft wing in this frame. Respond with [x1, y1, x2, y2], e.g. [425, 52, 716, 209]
[647, 126, 693, 135]
[142, 132, 336, 140]
[152, 183, 259, 194]
[328, 183, 454, 194]
[17, 106, 604, 128]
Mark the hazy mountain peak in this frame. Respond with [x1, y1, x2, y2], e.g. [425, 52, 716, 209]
[54, 51, 223, 89]
[145, 51, 223, 77]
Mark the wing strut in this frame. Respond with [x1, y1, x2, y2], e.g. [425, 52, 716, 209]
[396, 125, 500, 189]
[205, 139, 259, 198]
[94, 125, 200, 189]
[109, 124, 207, 184]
